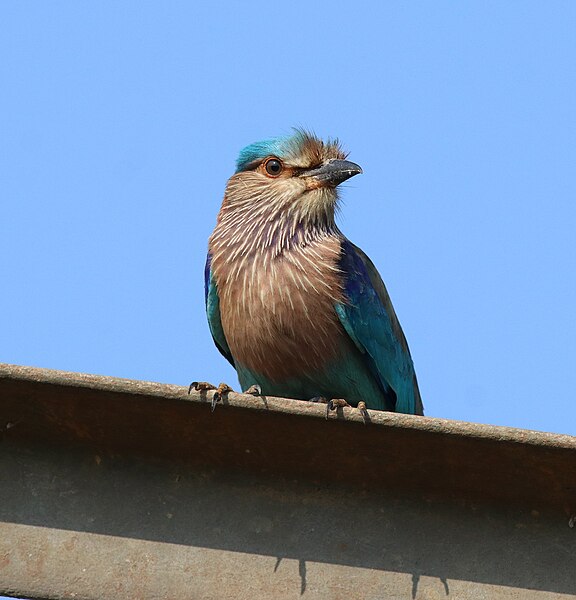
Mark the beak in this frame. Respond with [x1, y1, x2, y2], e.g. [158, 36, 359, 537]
[302, 159, 363, 187]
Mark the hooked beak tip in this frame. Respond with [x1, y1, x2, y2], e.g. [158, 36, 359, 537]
[303, 159, 363, 188]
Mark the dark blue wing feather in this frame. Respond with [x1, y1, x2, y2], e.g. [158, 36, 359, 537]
[335, 239, 423, 415]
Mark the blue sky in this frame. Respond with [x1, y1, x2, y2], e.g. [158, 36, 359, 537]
[1, 1, 575, 437]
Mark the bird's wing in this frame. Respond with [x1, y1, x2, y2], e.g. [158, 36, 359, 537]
[334, 239, 423, 414]
[204, 253, 235, 367]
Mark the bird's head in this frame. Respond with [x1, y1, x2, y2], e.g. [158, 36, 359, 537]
[221, 130, 362, 229]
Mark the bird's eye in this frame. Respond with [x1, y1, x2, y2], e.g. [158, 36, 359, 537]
[264, 158, 283, 177]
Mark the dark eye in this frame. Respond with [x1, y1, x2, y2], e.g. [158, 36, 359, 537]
[264, 158, 283, 177]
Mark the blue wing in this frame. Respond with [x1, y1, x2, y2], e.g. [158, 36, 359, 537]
[204, 253, 235, 367]
[335, 239, 423, 415]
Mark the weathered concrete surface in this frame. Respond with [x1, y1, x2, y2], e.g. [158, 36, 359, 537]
[0, 363, 575, 599]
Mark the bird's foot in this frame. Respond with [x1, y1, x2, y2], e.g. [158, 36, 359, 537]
[308, 396, 348, 420]
[188, 381, 217, 394]
[188, 381, 233, 411]
[326, 398, 351, 419]
[324, 398, 370, 424]
[244, 384, 262, 396]
[357, 401, 369, 425]
[305, 396, 369, 423]
[211, 383, 233, 411]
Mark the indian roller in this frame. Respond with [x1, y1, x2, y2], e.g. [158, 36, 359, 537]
[200, 130, 423, 416]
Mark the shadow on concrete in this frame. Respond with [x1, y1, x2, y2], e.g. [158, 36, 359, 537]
[1, 439, 574, 597]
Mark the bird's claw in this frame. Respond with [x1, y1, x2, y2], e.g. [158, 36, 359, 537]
[307, 396, 353, 420]
[357, 401, 369, 425]
[188, 381, 217, 394]
[326, 398, 352, 419]
[188, 381, 233, 411]
[211, 383, 234, 412]
[323, 398, 369, 423]
[244, 384, 262, 396]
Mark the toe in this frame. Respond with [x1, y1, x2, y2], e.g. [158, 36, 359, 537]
[357, 401, 369, 424]
[188, 381, 217, 394]
[216, 383, 234, 395]
[211, 383, 233, 412]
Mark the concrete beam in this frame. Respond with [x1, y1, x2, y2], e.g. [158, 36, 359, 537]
[1, 363, 575, 599]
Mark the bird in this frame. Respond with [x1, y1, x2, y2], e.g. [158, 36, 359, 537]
[201, 129, 423, 415]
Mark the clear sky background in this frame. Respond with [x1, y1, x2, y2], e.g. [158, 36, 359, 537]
[1, 1, 575, 438]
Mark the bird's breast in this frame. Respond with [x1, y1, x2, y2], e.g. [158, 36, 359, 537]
[211, 237, 345, 381]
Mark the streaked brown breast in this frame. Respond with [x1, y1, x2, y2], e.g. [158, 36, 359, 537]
[211, 236, 345, 381]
